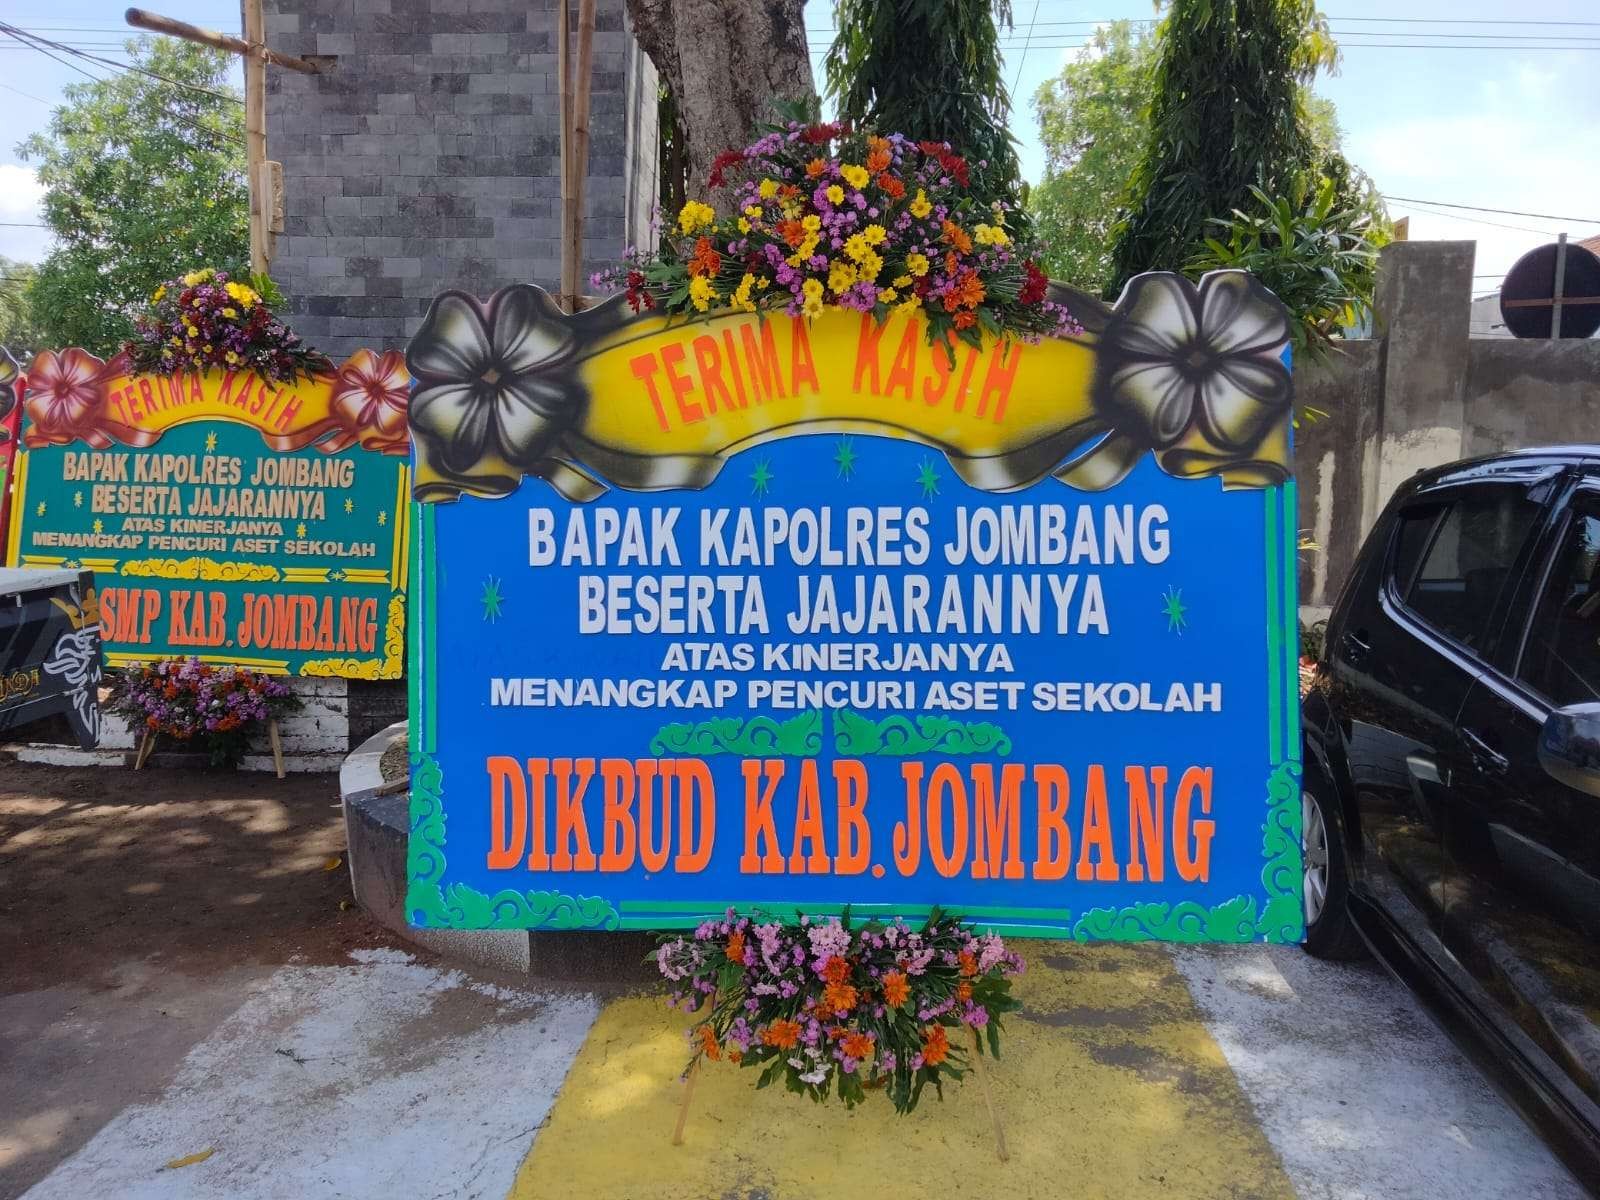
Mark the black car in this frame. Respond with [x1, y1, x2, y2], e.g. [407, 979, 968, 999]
[1305, 446, 1600, 1188]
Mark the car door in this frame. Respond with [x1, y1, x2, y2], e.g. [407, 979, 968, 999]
[1449, 479, 1600, 1106]
[1332, 480, 1542, 945]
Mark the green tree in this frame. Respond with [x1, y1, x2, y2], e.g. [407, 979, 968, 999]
[824, 0, 1023, 212]
[1027, 21, 1155, 295]
[18, 36, 247, 354]
[1107, 0, 1337, 286]
[0, 258, 44, 352]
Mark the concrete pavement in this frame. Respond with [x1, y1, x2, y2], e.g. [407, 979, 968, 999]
[12, 941, 1586, 1199]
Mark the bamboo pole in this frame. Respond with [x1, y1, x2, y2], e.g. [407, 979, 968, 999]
[557, 0, 575, 312]
[241, 0, 269, 275]
[124, 8, 323, 73]
[566, 0, 597, 314]
[969, 1029, 1010, 1162]
[670, 1057, 700, 1146]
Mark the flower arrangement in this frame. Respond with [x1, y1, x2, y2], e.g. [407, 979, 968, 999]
[596, 122, 1080, 353]
[124, 268, 328, 384]
[108, 657, 300, 767]
[657, 908, 1024, 1113]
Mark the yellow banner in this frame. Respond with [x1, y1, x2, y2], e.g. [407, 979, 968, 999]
[21, 347, 412, 456]
[404, 272, 1295, 503]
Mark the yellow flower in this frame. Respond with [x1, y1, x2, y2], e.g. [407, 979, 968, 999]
[786, 234, 820, 267]
[909, 190, 932, 219]
[225, 281, 259, 307]
[893, 274, 912, 288]
[878, 287, 898, 304]
[801, 277, 825, 317]
[737, 218, 751, 234]
[221, 307, 238, 319]
[825, 185, 845, 206]
[843, 233, 870, 263]
[225, 351, 239, 364]
[801, 214, 821, 233]
[840, 164, 869, 190]
[181, 270, 209, 287]
[677, 200, 715, 235]
[974, 223, 1010, 247]
[744, 205, 763, 219]
[896, 295, 923, 315]
[827, 261, 857, 295]
[757, 277, 770, 290]
[732, 273, 758, 312]
[688, 275, 717, 312]
[857, 249, 883, 281]
[905, 252, 930, 277]
[863, 224, 887, 246]
[758, 178, 778, 200]
[152, 285, 166, 302]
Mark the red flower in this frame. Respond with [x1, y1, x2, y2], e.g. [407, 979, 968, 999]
[799, 121, 849, 145]
[22, 349, 134, 448]
[1019, 260, 1049, 306]
[707, 149, 745, 189]
[329, 349, 411, 455]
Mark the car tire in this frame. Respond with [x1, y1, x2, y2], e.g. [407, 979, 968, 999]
[1301, 780, 1367, 960]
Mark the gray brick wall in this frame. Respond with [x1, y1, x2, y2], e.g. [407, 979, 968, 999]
[264, 0, 658, 361]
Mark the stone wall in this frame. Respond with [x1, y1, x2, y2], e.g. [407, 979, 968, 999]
[1296, 241, 1600, 614]
[263, 0, 658, 362]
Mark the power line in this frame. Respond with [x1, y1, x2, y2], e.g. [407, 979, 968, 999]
[1384, 195, 1600, 224]
[0, 223, 47, 229]
[0, 81, 54, 105]
[1007, 0, 1046, 104]
[0, 22, 243, 106]
[1387, 201, 1564, 237]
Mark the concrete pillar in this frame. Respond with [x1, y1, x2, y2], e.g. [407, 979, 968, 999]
[1365, 241, 1476, 528]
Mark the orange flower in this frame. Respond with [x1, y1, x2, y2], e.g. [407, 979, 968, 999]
[841, 1031, 875, 1060]
[922, 1024, 950, 1067]
[726, 930, 746, 965]
[953, 310, 977, 330]
[779, 183, 801, 201]
[728, 1049, 743, 1064]
[778, 218, 807, 248]
[823, 981, 858, 1013]
[865, 140, 892, 174]
[761, 1019, 802, 1049]
[697, 1024, 721, 1060]
[805, 157, 827, 178]
[882, 971, 910, 1008]
[877, 173, 905, 200]
[954, 271, 985, 310]
[688, 236, 721, 278]
[821, 955, 850, 985]
[941, 220, 973, 255]
[956, 981, 973, 1003]
[944, 250, 959, 276]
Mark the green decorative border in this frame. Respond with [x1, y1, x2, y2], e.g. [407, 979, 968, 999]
[832, 709, 1012, 757]
[407, 482, 1303, 942]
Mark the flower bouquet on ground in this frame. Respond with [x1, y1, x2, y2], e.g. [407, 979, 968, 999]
[123, 268, 328, 383]
[596, 122, 1080, 355]
[107, 657, 300, 768]
[657, 908, 1024, 1114]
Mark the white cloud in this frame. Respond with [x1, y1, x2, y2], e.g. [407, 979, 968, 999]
[0, 163, 51, 263]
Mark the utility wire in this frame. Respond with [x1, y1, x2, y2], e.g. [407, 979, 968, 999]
[0, 22, 243, 106]
[1387, 202, 1565, 237]
[1007, 0, 1045, 106]
[1384, 196, 1600, 224]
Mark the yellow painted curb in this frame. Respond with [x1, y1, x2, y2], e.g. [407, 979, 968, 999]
[508, 943, 1294, 1200]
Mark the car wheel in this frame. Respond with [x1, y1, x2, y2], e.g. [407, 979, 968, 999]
[1301, 782, 1366, 960]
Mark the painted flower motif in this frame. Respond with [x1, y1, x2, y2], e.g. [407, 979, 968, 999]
[406, 286, 578, 476]
[329, 348, 412, 455]
[0, 347, 18, 444]
[22, 348, 117, 447]
[1099, 271, 1291, 454]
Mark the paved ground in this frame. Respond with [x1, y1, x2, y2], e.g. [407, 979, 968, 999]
[2, 764, 1590, 1199]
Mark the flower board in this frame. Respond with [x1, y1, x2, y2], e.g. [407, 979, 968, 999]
[404, 264, 1303, 944]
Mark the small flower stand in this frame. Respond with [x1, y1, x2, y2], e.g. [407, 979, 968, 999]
[133, 718, 286, 778]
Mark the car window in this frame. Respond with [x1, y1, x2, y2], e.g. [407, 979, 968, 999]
[1518, 493, 1600, 707]
[1389, 505, 1443, 598]
[1399, 486, 1541, 651]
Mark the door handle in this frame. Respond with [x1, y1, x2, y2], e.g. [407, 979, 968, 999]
[1341, 629, 1372, 663]
[1461, 727, 1510, 775]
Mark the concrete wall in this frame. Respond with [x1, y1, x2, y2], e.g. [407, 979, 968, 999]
[262, 0, 658, 361]
[1297, 241, 1600, 614]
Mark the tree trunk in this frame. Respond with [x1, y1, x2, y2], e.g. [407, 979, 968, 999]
[626, 0, 816, 199]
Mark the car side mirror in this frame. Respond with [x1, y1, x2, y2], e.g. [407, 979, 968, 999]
[1538, 702, 1600, 797]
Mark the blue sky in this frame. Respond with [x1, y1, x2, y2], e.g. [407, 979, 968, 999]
[3, 0, 1598, 297]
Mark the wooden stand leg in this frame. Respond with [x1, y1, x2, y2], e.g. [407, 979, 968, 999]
[268, 719, 285, 780]
[970, 1029, 1009, 1163]
[134, 729, 154, 770]
[671, 1057, 699, 1146]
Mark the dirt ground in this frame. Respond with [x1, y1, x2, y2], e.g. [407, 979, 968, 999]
[0, 761, 403, 1196]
